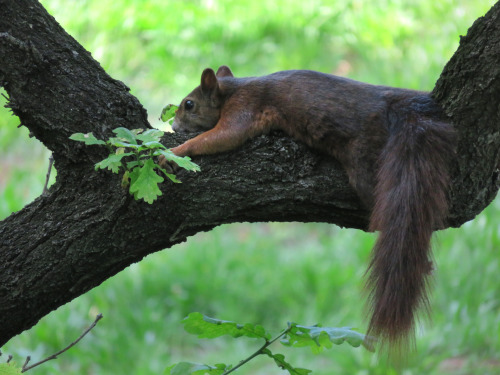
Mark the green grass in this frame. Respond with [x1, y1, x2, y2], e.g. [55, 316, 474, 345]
[1, 0, 499, 374]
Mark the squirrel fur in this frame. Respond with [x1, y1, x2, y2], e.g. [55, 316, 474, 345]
[166, 66, 456, 351]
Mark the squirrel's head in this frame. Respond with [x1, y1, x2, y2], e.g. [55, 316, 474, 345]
[171, 66, 234, 133]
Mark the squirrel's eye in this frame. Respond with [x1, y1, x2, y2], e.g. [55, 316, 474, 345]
[184, 100, 194, 110]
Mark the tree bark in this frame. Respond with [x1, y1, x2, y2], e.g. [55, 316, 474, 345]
[0, 0, 499, 347]
[433, 2, 500, 225]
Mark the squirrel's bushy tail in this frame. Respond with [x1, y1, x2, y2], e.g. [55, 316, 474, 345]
[367, 111, 455, 351]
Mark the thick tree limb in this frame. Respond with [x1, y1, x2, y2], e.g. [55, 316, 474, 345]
[0, 0, 499, 347]
[433, 2, 500, 224]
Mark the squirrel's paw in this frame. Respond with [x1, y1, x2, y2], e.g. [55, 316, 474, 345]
[158, 155, 180, 174]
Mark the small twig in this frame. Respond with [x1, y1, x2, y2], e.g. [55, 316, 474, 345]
[42, 154, 54, 195]
[22, 356, 31, 369]
[21, 314, 103, 373]
[222, 328, 291, 375]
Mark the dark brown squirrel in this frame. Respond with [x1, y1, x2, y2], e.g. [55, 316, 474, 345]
[164, 65, 456, 350]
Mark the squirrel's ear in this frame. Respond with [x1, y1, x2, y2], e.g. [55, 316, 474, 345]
[216, 65, 234, 78]
[201, 68, 218, 95]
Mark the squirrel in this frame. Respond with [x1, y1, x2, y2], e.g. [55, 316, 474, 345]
[163, 65, 456, 351]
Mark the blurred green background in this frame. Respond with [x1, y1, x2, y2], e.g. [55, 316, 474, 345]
[1, 0, 499, 374]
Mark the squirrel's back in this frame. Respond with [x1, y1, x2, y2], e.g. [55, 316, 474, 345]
[217, 71, 428, 207]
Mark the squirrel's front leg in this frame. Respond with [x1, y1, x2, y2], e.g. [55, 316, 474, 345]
[158, 116, 261, 168]
[170, 107, 280, 158]
[171, 122, 249, 157]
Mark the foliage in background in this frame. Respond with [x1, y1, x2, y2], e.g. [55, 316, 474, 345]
[166, 312, 373, 374]
[36, 0, 494, 114]
[1, 0, 499, 374]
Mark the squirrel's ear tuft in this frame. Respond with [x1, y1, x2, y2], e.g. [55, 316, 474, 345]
[201, 68, 218, 95]
[216, 65, 234, 78]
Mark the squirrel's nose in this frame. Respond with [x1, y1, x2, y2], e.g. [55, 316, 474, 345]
[171, 120, 180, 132]
[171, 120, 190, 134]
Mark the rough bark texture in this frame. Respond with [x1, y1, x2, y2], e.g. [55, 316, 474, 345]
[0, 0, 499, 347]
[433, 3, 500, 225]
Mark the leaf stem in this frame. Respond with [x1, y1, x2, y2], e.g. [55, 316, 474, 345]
[135, 150, 141, 166]
[221, 327, 291, 375]
[105, 142, 114, 153]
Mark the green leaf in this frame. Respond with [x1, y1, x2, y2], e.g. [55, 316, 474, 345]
[166, 362, 228, 375]
[157, 149, 200, 172]
[129, 158, 164, 203]
[69, 132, 106, 145]
[159, 168, 181, 183]
[0, 363, 22, 375]
[128, 166, 141, 196]
[121, 170, 130, 188]
[107, 137, 140, 149]
[182, 312, 272, 340]
[136, 129, 164, 143]
[131, 129, 144, 136]
[95, 152, 134, 174]
[112, 127, 138, 144]
[160, 104, 178, 123]
[262, 350, 311, 375]
[127, 160, 140, 170]
[138, 141, 166, 151]
[281, 324, 375, 354]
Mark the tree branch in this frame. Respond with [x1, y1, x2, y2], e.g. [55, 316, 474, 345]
[0, 0, 499, 347]
[0, 0, 149, 165]
[433, 1, 500, 225]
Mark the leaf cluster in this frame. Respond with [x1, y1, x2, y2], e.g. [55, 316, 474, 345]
[70, 127, 199, 203]
[166, 312, 375, 375]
